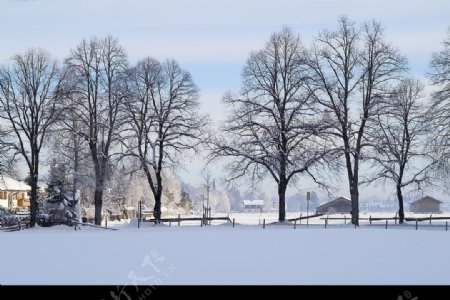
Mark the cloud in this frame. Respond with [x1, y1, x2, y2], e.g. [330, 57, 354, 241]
[2, 0, 448, 64]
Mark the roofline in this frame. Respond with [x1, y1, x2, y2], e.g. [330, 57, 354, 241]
[411, 196, 443, 204]
[316, 197, 351, 209]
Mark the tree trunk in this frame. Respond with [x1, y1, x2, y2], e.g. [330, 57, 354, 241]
[153, 159, 163, 223]
[29, 154, 39, 227]
[396, 184, 405, 224]
[278, 180, 287, 222]
[142, 165, 160, 222]
[94, 189, 103, 225]
[350, 182, 359, 226]
[29, 179, 38, 228]
[72, 129, 79, 202]
[94, 158, 107, 225]
[346, 169, 360, 226]
[153, 192, 162, 223]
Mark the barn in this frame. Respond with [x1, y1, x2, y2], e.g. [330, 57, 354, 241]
[315, 197, 351, 214]
[243, 200, 264, 213]
[410, 196, 443, 214]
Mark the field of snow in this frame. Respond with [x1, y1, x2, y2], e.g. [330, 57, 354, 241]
[1, 216, 450, 285]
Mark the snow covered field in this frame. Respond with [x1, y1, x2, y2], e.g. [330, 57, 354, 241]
[1, 218, 450, 285]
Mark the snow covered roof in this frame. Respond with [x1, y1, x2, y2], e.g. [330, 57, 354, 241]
[411, 196, 443, 204]
[243, 200, 264, 207]
[316, 197, 351, 209]
[0, 175, 31, 192]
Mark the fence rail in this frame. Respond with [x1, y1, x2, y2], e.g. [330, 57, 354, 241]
[405, 216, 450, 221]
[287, 213, 324, 222]
[142, 216, 232, 224]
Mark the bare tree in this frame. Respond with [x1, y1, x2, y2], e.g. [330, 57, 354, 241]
[307, 17, 407, 225]
[42, 69, 91, 203]
[430, 28, 450, 103]
[0, 135, 19, 179]
[429, 29, 450, 179]
[65, 36, 128, 225]
[208, 27, 335, 222]
[47, 108, 91, 203]
[364, 79, 437, 223]
[123, 58, 206, 221]
[0, 125, 10, 175]
[0, 49, 63, 226]
[0, 127, 10, 175]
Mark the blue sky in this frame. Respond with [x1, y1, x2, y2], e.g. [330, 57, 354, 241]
[1, 0, 449, 199]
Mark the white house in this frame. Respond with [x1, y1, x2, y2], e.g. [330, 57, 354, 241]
[0, 175, 31, 211]
[243, 199, 264, 213]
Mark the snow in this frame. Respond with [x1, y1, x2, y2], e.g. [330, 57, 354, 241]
[1, 218, 450, 285]
[243, 199, 264, 206]
[0, 175, 31, 191]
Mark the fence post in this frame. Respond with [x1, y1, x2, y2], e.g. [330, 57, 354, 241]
[446, 221, 448, 231]
[140, 201, 142, 224]
[325, 219, 327, 229]
[299, 213, 302, 225]
[395, 212, 398, 225]
[178, 214, 181, 227]
[429, 215, 432, 226]
[344, 215, 347, 225]
[416, 220, 418, 230]
[369, 215, 372, 225]
[306, 217, 309, 228]
[105, 214, 107, 228]
[294, 220, 296, 229]
[138, 201, 141, 229]
[201, 219, 203, 227]
[263, 219, 265, 229]
[18, 219, 21, 231]
[233, 218, 235, 228]
[385, 220, 388, 229]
